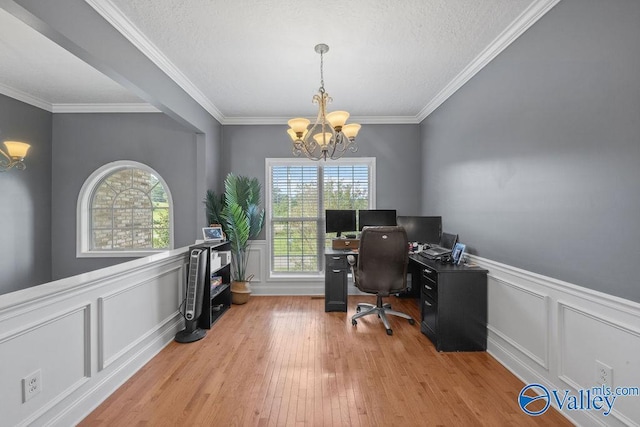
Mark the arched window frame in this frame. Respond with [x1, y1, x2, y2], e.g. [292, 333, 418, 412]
[77, 160, 174, 257]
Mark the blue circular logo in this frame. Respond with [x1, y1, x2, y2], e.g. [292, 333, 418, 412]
[518, 384, 551, 416]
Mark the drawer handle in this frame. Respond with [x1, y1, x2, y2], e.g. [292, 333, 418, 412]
[424, 300, 432, 307]
[332, 256, 342, 260]
[424, 284, 432, 290]
[332, 269, 342, 273]
[423, 268, 433, 274]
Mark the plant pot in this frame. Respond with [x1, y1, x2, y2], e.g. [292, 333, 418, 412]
[231, 280, 251, 305]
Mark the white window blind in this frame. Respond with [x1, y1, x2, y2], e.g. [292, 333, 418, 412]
[267, 158, 375, 275]
[271, 165, 320, 272]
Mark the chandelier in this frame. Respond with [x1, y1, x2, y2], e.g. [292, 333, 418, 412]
[0, 140, 30, 172]
[287, 44, 361, 161]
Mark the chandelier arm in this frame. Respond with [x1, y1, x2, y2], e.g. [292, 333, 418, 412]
[0, 158, 25, 172]
[326, 134, 340, 159]
[13, 161, 26, 171]
[0, 149, 16, 171]
[329, 133, 347, 154]
[293, 141, 323, 161]
[294, 137, 323, 161]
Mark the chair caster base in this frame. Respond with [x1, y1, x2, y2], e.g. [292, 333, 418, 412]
[352, 319, 357, 326]
[408, 319, 415, 325]
[386, 329, 393, 336]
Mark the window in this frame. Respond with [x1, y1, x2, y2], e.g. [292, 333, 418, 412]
[266, 158, 375, 276]
[77, 161, 174, 257]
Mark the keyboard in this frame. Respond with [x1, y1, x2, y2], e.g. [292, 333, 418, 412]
[419, 252, 438, 260]
[420, 247, 451, 258]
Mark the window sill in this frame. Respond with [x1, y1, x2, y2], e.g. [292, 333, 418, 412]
[267, 273, 324, 282]
[77, 249, 168, 258]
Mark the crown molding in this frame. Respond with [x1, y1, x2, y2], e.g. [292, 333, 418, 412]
[350, 116, 421, 125]
[0, 82, 160, 113]
[52, 103, 160, 113]
[86, 0, 560, 126]
[221, 115, 422, 126]
[0, 83, 52, 112]
[72, 0, 558, 125]
[221, 116, 293, 126]
[84, 0, 225, 122]
[416, 0, 562, 122]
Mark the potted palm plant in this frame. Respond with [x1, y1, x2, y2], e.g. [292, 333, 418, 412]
[205, 174, 264, 304]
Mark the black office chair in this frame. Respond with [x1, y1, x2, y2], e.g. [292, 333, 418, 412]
[348, 226, 415, 335]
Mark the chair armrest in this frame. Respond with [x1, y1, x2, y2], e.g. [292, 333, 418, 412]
[347, 254, 357, 278]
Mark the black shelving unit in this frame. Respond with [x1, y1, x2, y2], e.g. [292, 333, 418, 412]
[190, 241, 232, 328]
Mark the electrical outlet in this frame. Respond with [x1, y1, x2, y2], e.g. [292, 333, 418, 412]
[596, 360, 613, 388]
[22, 369, 42, 402]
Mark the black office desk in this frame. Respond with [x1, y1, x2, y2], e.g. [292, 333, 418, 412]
[408, 254, 488, 351]
[323, 250, 488, 351]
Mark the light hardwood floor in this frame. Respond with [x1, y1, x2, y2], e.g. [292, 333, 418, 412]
[80, 295, 571, 426]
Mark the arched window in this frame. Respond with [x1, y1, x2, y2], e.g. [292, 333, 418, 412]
[77, 161, 174, 257]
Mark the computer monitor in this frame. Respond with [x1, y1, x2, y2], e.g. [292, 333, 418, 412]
[396, 216, 442, 243]
[440, 232, 459, 250]
[325, 209, 356, 237]
[358, 209, 397, 231]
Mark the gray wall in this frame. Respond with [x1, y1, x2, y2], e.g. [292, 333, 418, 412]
[420, 0, 640, 302]
[2, 0, 223, 285]
[221, 124, 422, 238]
[51, 113, 199, 280]
[0, 94, 52, 293]
[9, 0, 223, 237]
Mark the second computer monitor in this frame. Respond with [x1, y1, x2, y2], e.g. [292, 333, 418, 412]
[396, 216, 442, 243]
[358, 209, 397, 230]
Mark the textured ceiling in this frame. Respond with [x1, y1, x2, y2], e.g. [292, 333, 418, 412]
[1, 0, 555, 122]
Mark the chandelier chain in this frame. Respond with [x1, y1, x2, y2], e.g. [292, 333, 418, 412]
[319, 49, 325, 93]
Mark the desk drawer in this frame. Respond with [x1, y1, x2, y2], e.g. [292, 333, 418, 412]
[421, 267, 437, 284]
[422, 293, 437, 340]
[326, 255, 348, 269]
[421, 280, 437, 300]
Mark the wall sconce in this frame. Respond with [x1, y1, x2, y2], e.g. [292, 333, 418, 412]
[0, 141, 31, 172]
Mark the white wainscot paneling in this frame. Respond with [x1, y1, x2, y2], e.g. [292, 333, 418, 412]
[488, 276, 549, 369]
[246, 242, 265, 284]
[0, 247, 189, 427]
[471, 255, 640, 427]
[0, 305, 90, 427]
[558, 302, 640, 425]
[99, 265, 182, 369]
[248, 240, 324, 295]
